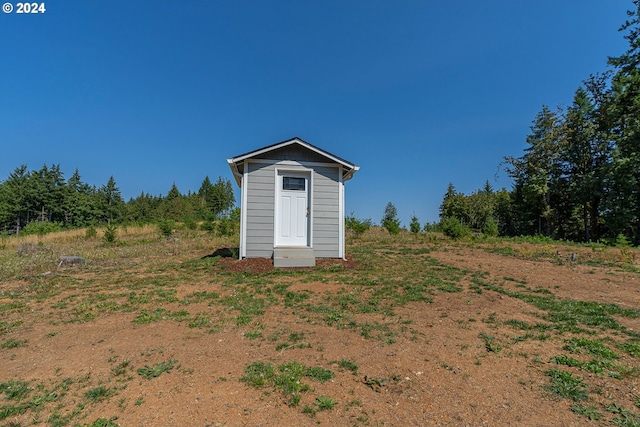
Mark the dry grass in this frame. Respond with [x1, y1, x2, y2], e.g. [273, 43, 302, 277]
[0, 224, 231, 280]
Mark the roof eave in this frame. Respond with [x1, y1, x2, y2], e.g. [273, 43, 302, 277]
[226, 158, 243, 187]
[343, 165, 360, 182]
[229, 137, 357, 171]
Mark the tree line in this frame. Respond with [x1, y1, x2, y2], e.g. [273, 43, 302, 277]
[0, 164, 236, 235]
[438, 1, 640, 246]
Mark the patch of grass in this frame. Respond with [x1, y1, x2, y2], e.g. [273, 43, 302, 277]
[0, 377, 76, 422]
[240, 361, 335, 408]
[132, 308, 168, 324]
[563, 337, 619, 360]
[275, 332, 313, 351]
[188, 312, 211, 328]
[306, 304, 350, 326]
[181, 291, 219, 305]
[0, 338, 28, 349]
[137, 360, 178, 380]
[571, 403, 601, 420]
[512, 332, 552, 343]
[220, 291, 267, 316]
[606, 403, 640, 426]
[273, 362, 309, 407]
[471, 276, 640, 335]
[504, 319, 531, 330]
[305, 366, 335, 383]
[84, 386, 114, 403]
[283, 290, 309, 307]
[551, 354, 626, 378]
[0, 402, 30, 421]
[0, 380, 31, 400]
[168, 310, 190, 321]
[582, 358, 617, 375]
[483, 312, 498, 325]
[479, 332, 501, 353]
[240, 362, 274, 388]
[81, 417, 119, 427]
[359, 321, 397, 344]
[111, 360, 131, 377]
[315, 395, 337, 411]
[0, 301, 26, 312]
[550, 355, 582, 368]
[244, 330, 262, 340]
[302, 405, 316, 416]
[336, 359, 359, 374]
[437, 282, 463, 293]
[617, 341, 640, 357]
[234, 314, 252, 326]
[155, 288, 178, 303]
[544, 368, 588, 401]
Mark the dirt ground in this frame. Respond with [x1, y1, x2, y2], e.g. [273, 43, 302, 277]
[1, 239, 640, 426]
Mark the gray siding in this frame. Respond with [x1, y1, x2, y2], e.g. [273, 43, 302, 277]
[312, 166, 340, 258]
[244, 160, 341, 259]
[245, 162, 275, 258]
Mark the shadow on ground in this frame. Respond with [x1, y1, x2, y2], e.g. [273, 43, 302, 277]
[202, 247, 240, 259]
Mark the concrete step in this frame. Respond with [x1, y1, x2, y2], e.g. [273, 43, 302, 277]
[273, 247, 315, 268]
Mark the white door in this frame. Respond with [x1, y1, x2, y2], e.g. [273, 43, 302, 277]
[276, 172, 310, 247]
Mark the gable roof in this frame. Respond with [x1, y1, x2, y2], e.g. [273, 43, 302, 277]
[227, 137, 359, 186]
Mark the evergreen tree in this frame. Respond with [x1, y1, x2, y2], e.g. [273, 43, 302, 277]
[125, 191, 161, 223]
[3, 165, 31, 232]
[166, 183, 181, 201]
[208, 177, 236, 218]
[381, 202, 401, 234]
[32, 164, 66, 223]
[562, 77, 613, 242]
[505, 106, 565, 236]
[409, 214, 421, 234]
[98, 176, 124, 225]
[607, 0, 640, 244]
[439, 183, 470, 224]
[64, 168, 97, 227]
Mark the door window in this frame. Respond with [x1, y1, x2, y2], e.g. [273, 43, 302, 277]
[283, 177, 306, 191]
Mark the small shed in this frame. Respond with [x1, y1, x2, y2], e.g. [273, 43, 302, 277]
[227, 137, 359, 267]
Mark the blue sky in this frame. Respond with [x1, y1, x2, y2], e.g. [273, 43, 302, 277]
[0, 1, 632, 225]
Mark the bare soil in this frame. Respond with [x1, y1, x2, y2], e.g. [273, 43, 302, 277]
[1, 236, 639, 426]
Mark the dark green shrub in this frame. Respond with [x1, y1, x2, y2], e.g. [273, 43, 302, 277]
[614, 233, 631, 248]
[216, 216, 234, 236]
[230, 207, 241, 222]
[345, 214, 371, 237]
[423, 221, 441, 232]
[102, 224, 118, 245]
[381, 202, 401, 235]
[200, 220, 215, 232]
[410, 215, 421, 234]
[85, 225, 97, 239]
[22, 221, 63, 236]
[482, 218, 499, 237]
[441, 217, 470, 240]
[158, 219, 175, 238]
[183, 218, 198, 230]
